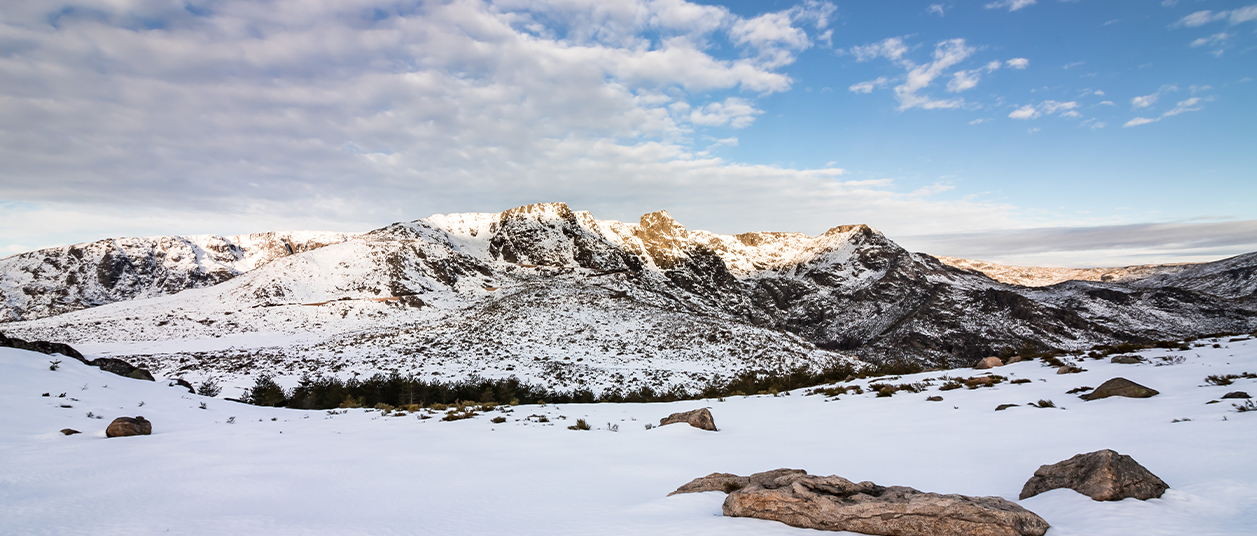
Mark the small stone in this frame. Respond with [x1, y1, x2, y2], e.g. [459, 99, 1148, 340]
[659, 408, 716, 431]
[1057, 365, 1084, 374]
[106, 416, 152, 438]
[926, 396, 943, 402]
[996, 404, 1019, 411]
[1019, 449, 1168, 501]
[975, 356, 1003, 369]
[1081, 378, 1159, 401]
[60, 428, 80, 435]
[1221, 391, 1251, 399]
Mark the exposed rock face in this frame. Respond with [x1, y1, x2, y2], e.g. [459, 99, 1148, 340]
[670, 468, 806, 496]
[0, 333, 154, 381]
[975, 357, 1003, 369]
[1019, 449, 1168, 501]
[1222, 391, 1251, 399]
[1081, 378, 1159, 401]
[659, 408, 716, 431]
[105, 416, 152, 437]
[714, 470, 1049, 536]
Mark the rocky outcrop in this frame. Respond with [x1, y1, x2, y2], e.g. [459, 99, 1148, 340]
[1, 333, 154, 380]
[105, 416, 152, 437]
[1081, 378, 1159, 401]
[708, 469, 1049, 536]
[659, 408, 716, 431]
[1019, 449, 1168, 501]
[670, 468, 806, 496]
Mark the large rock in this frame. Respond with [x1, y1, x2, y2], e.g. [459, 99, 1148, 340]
[1019, 449, 1168, 501]
[1222, 391, 1251, 399]
[659, 408, 716, 431]
[105, 416, 153, 438]
[1110, 355, 1143, 364]
[1081, 378, 1159, 401]
[670, 468, 806, 496]
[716, 470, 1049, 536]
[974, 357, 1003, 369]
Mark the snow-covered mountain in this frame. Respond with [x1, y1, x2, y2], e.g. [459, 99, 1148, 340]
[2, 203, 1254, 392]
[0, 231, 354, 321]
[936, 257, 1197, 288]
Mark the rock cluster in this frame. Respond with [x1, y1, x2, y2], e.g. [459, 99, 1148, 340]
[659, 408, 716, 431]
[106, 416, 152, 438]
[1019, 449, 1168, 501]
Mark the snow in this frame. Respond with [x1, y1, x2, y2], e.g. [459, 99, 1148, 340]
[937, 256, 1197, 288]
[3, 338, 1255, 535]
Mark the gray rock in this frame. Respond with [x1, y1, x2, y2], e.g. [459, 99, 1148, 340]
[975, 356, 1003, 369]
[670, 468, 807, 496]
[715, 470, 1049, 536]
[659, 408, 716, 431]
[926, 396, 944, 402]
[1221, 391, 1251, 399]
[105, 416, 152, 438]
[1081, 378, 1159, 401]
[1110, 355, 1143, 364]
[1019, 449, 1168, 501]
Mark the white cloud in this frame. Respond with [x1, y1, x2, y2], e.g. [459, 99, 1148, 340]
[849, 77, 890, 94]
[985, 0, 1037, 12]
[1179, 10, 1230, 27]
[1005, 58, 1030, 69]
[947, 70, 982, 92]
[1161, 0, 1177, 6]
[928, 4, 946, 16]
[848, 37, 910, 63]
[1191, 32, 1230, 47]
[1008, 100, 1079, 120]
[1162, 97, 1203, 117]
[1124, 117, 1160, 127]
[1234, 5, 1257, 24]
[1131, 85, 1177, 109]
[689, 97, 763, 128]
[969, 118, 988, 125]
[1094, 90, 1105, 96]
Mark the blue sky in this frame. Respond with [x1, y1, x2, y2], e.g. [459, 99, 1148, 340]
[0, 0, 1254, 266]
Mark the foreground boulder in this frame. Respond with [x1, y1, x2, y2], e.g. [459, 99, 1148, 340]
[1019, 449, 1167, 501]
[677, 469, 1049, 536]
[974, 356, 1003, 369]
[659, 408, 716, 431]
[1081, 378, 1159, 401]
[670, 468, 806, 496]
[106, 416, 153, 438]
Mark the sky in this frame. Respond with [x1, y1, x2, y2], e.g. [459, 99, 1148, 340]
[0, 0, 1254, 267]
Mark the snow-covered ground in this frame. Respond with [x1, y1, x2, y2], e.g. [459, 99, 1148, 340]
[2, 336, 1255, 535]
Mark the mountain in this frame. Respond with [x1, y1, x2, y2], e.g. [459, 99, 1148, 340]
[2, 202, 1254, 393]
[0, 232, 354, 321]
[935, 257, 1197, 287]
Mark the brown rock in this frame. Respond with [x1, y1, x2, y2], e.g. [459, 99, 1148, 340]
[60, 428, 80, 435]
[1056, 365, 1084, 374]
[1110, 355, 1143, 364]
[718, 470, 1049, 536]
[975, 356, 1003, 369]
[926, 396, 944, 402]
[1081, 378, 1159, 401]
[105, 416, 152, 438]
[996, 404, 1019, 411]
[659, 408, 716, 431]
[670, 468, 807, 496]
[1019, 449, 1168, 501]
[1005, 356, 1023, 364]
[965, 376, 995, 387]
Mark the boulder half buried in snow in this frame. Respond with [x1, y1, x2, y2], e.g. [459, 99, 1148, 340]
[669, 468, 806, 496]
[1019, 449, 1168, 501]
[974, 356, 1003, 369]
[659, 408, 716, 431]
[1081, 378, 1159, 400]
[717, 470, 1049, 536]
[106, 416, 152, 438]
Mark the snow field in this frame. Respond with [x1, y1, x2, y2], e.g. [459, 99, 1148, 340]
[2, 337, 1255, 535]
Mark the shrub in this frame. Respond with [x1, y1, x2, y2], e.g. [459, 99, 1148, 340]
[1234, 400, 1257, 413]
[568, 418, 591, 430]
[244, 375, 286, 407]
[196, 380, 222, 398]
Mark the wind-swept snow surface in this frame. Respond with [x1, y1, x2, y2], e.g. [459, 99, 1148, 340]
[2, 336, 1255, 535]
